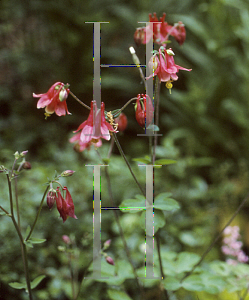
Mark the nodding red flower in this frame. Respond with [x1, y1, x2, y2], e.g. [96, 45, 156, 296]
[134, 13, 186, 46]
[55, 187, 77, 223]
[114, 113, 128, 132]
[33, 82, 70, 117]
[135, 94, 154, 128]
[148, 47, 191, 92]
[72, 100, 117, 145]
[69, 132, 102, 152]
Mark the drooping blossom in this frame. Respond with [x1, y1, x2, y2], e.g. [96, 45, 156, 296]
[33, 82, 70, 117]
[72, 100, 116, 146]
[69, 131, 102, 152]
[135, 94, 154, 128]
[114, 113, 128, 132]
[148, 47, 191, 92]
[55, 187, 77, 223]
[134, 13, 186, 46]
[221, 226, 248, 265]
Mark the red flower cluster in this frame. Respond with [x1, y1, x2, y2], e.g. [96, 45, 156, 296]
[33, 82, 70, 117]
[70, 100, 117, 151]
[134, 13, 186, 46]
[47, 187, 77, 223]
[135, 94, 154, 128]
[148, 48, 191, 92]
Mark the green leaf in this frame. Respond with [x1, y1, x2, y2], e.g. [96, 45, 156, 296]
[119, 195, 145, 213]
[182, 275, 205, 291]
[9, 282, 27, 290]
[163, 277, 182, 291]
[200, 273, 226, 294]
[24, 225, 31, 240]
[154, 193, 180, 211]
[146, 124, 160, 131]
[29, 238, 46, 244]
[154, 159, 177, 165]
[30, 275, 46, 289]
[24, 240, 33, 248]
[140, 210, 166, 233]
[107, 289, 133, 300]
[175, 252, 200, 273]
[132, 156, 151, 164]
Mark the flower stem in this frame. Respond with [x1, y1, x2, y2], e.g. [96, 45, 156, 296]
[152, 76, 160, 164]
[6, 174, 33, 300]
[14, 177, 21, 229]
[181, 192, 249, 282]
[0, 206, 10, 215]
[113, 97, 137, 117]
[113, 133, 145, 197]
[25, 185, 50, 242]
[69, 91, 91, 110]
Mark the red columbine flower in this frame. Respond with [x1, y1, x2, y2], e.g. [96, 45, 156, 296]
[69, 132, 102, 152]
[134, 13, 186, 46]
[135, 94, 154, 128]
[148, 47, 191, 92]
[55, 187, 77, 223]
[73, 100, 117, 145]
[33, 82, 70, 117]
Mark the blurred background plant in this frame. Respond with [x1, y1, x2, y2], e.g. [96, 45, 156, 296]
[1, 0, 249, 299]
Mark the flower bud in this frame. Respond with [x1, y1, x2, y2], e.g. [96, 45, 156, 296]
[105, 256, 115, 266]
[47, 190, 56, 209]
[60, 170, 75, 177]
[14, 151, 20, 159]
[135, 94, 154, 128]
[22, 161, 31, 169]
[148, 55, 159, 75]
[20, 150, 28, 157]
[103, 239, 112, 250]
[62, 235, 71, 245]
[114, 113, 127, 132]
[133, 28, 146, 46]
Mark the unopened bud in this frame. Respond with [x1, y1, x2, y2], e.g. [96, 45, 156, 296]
[166, 49, 175, 56]
[129, 47, 141, 66]
[105, 256, 115, 266]
[14, 151, 20, 159]
[62, 235, 71, 245]
[103, 239, 112, 250]
[47, 190, 56, 209]
[20, 150, 28, 157]
[61, 170, 75, 177]
[22, 161, 31, 169]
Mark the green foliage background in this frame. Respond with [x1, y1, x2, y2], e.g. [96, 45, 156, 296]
[1, 0, 249, 299]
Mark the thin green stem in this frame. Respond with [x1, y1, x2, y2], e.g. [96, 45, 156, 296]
[25, 185, 50, 242]
[0, 206, 10, 215]
[181, 192, 249, 282]
[69, 91, 91, 110]
[75, 257, 93, 300]
[113, 97, 137, 117]
[6, 174, 33, 300]
[10, 158, 18, 179]
[113, 133, 145, 197]
[68, 252, 75, 300]
[152, 76, 160, 164]
[156, 232, 169, 300]
[14, 177, 21, 229]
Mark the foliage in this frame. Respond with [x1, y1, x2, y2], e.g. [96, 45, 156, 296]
[1, 0, 249, 299]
